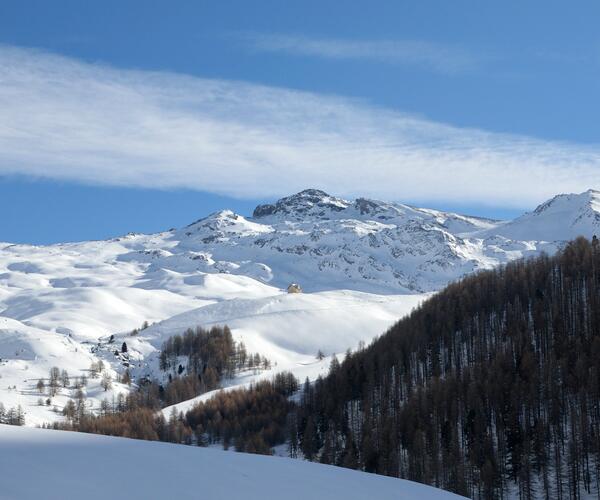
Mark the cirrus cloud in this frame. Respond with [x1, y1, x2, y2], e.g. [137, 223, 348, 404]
[0, 44, 599, 209]
[240, 33, 479, 74]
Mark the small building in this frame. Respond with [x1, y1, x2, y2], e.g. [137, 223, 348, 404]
[287, 283, 302, 294]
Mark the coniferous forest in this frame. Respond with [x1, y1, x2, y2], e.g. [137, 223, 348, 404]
[294, 237, 600, 499]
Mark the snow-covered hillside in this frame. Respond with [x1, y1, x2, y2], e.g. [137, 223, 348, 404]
[1, 188, 598, 426]
[0, 316, 130, 427]
[482, 189, 600, 242]
[144, 290, 425, 417]
[0, 425, 467, 500]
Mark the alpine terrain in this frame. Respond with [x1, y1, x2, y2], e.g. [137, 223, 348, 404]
[1, 188, 599, 428]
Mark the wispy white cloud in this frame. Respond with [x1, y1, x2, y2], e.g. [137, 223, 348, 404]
[0, 44, 599, 209]
[241, 33, 478, 74]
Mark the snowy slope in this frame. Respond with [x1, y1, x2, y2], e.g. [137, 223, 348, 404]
[138, 290, 426, 417]
[0, 316, 130, 427]
[0, 425, 467, 500]
[480, 189, 600, 242]
[0, 188, 598, 426]
[136, 290, 426, 372]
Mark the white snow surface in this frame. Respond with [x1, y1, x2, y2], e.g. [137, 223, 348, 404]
[1, 188, 599, 426]
[0, 425, 466, 500]
[481, 189, 600, 242]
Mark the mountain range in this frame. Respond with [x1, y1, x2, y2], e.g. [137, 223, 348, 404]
[147, 187, 600, 293]
[0, 188, 599, 427]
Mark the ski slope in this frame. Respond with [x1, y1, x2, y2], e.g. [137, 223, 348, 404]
[0, 425, 467, 500]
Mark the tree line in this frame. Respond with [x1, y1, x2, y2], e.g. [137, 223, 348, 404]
[49, 371, 297, 455]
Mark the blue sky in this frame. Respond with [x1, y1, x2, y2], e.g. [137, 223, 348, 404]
[1, 1, 600, 243]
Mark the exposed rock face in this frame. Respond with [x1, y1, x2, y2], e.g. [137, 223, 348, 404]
[253, 189, 349, 219]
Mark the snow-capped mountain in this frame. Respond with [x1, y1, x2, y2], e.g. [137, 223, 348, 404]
[165, 188, 571, 293]
[1, 188, 599, 426]
[482, 189, 600, 242]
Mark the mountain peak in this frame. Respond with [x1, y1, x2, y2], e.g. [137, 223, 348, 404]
[252, 189, 349, 219]
[487, 189, 600, 242]
[532, 189, 600, 215]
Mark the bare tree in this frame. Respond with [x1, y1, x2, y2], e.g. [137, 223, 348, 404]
[49, 367, 60, 396]
[63, 399, 76, 420]
[101, 372, 112, 392]
[60, 369, 70, 388]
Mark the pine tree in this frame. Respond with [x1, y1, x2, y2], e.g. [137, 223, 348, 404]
[301, 416, 318, 460]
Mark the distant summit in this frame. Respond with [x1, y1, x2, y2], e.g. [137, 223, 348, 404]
[483, 188, 600, 242]
[252, 189, 349, 219]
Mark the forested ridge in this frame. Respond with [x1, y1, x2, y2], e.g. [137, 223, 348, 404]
[294, 237, 600, 499]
